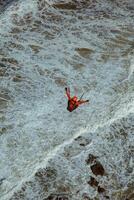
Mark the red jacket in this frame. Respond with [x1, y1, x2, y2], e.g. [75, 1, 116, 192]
[65, 88, 89, 112]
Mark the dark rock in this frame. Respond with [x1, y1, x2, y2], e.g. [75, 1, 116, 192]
[88, 176, 99, 187]
[90, 161, 105, 176]
[75, 48, 94, 58]
[97, 186, 105, 193]
[53, 3, 77, 10]
[79, 143, 86, 146]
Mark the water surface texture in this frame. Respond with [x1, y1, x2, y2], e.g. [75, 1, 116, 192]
[0, 0, 134, 199]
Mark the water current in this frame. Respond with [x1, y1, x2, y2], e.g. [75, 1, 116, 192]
[0, 0, 134, 199]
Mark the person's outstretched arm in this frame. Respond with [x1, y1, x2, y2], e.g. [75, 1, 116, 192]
[78, 99, 89, 105]
[65, 87, 71, 100]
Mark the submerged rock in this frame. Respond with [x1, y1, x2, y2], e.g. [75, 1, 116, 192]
[12, 74, 23, 82]
[1, 57, 19, 66]
[74, 136, 91, 147]
[75, 48, 94, 58]
[35, 167, 57, 183]
[29, 44, 43, 54]
[0, 178, 6, 185]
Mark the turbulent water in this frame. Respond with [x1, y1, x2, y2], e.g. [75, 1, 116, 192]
[0, 0, 134, 199]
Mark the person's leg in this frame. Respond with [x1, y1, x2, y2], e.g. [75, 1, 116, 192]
[78, 100, 89, 105]
[65, 87, 71, 100]
[74, 86, 78, 97]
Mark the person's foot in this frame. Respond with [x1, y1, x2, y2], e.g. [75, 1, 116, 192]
[65, 87, 70, 92]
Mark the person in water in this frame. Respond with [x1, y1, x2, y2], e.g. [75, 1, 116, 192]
[65, 87, 89, 112]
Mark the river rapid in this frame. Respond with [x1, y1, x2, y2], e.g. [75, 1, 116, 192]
[0, 0, 134, 199]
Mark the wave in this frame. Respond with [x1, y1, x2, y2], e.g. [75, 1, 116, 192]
[3, 111, 133, 200]
[0, 0, 134, 199]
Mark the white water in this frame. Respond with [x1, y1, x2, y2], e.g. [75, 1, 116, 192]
[0, 0, 134, 199]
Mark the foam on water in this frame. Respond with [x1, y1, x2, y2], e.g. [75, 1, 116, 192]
[0, 0, 134, 199]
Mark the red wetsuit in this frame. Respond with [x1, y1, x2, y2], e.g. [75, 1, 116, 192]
[65, 87, 89, 112]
